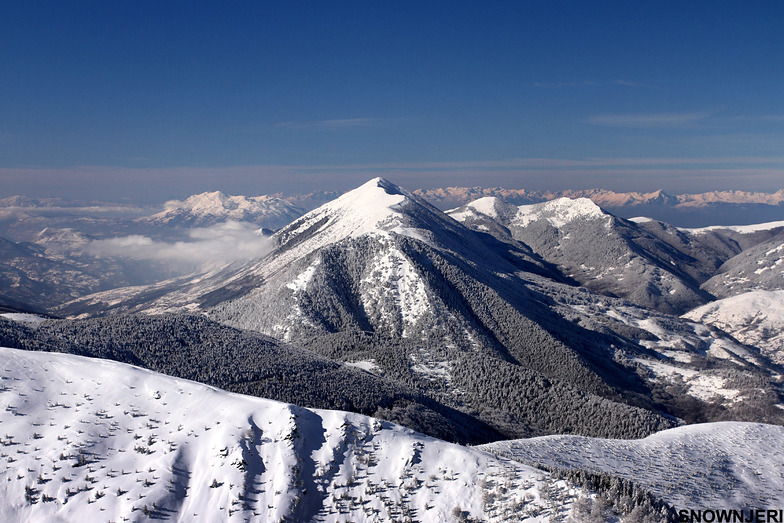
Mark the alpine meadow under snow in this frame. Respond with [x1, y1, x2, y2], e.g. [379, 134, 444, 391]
[2, 177, 784, 521]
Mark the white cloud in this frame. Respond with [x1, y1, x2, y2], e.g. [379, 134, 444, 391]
[277, 118, 388, 130]
[87, 221, 273, 270]
[612, 79, 644, 87]
[586, 112, 711, 128]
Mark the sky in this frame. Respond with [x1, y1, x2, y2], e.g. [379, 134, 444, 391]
[1, 1, 783, 202]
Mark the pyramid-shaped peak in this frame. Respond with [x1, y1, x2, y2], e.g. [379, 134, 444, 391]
[353, 177, 406, 197]
[322, 177, 415, 217]
[644, 189, 678, 204]
[272, 177, 469, 256]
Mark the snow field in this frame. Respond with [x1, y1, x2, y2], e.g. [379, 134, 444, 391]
[482, 422, 784, 511]
[513, 197, 609, 229]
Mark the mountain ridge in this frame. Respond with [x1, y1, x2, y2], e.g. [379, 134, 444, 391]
[448, 196, 718, 314]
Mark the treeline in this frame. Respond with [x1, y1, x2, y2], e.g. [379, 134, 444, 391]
[554, 466, 679, 522]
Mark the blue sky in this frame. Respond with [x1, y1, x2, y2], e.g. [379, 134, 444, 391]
[1, 1, 782, 201]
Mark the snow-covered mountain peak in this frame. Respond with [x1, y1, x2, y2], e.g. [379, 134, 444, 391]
[447, 196, 520, 223]
[465, 196, 503, 218]
[171, 190, 232, 211]
[514, 197, 609, 228]
[174, 190, 284, 215]
[272, 178, 460, 256]
[325, 177, 408, 216]
[367, 176, 405, 195]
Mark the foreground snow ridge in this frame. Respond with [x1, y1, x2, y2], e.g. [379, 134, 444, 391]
[482, 422, 784, 511]
[0, 347, 580, 522]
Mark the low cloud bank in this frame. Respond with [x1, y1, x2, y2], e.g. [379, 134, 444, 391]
[87, 221, 273, 270]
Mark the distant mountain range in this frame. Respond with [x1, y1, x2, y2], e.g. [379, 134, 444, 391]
[3, 186, 784, 233]
[0, 234, 134, 313]
[415, 186, 784, 208]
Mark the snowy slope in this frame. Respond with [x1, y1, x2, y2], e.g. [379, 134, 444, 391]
[683, 290, 784, 363]
[701, 232, 784, 298]
[535, 276, 779, 413]
[481, 422, 784, 511]
[513, 197, 610, 228]
[0, 312, 47, 323]
[141, 191, 303, 230]
[0, 346, 589, 522]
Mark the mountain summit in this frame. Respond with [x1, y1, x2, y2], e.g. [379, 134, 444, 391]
[272, 177, 480, 259]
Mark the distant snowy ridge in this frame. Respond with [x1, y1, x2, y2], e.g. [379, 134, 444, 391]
[448, 196, 608, 228]
[0, 346, 592, 522]
[141, 190, 303, 230]
[512, 197, 609, 228]
[415, 186, 784, 208]
[481, 421, 784, 511]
